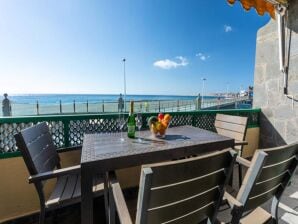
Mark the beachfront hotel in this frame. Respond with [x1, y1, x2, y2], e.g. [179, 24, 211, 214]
[0, 1, 298, 224]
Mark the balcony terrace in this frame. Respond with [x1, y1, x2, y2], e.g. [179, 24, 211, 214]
[0, 109, 297, 224]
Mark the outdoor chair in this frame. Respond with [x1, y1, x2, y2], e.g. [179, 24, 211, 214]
[215, 113, 248, 184]
[224, 142, 298, 224]
[14, 122, 104, 224]
[108, 148, 237, 224]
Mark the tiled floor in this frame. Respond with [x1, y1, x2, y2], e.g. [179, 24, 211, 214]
[5, 171, 298, 224]
[277, 171, 298, 224]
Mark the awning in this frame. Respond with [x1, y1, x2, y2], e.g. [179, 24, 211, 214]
[227, 0, 288, 18]
[227, 0, 291, 95]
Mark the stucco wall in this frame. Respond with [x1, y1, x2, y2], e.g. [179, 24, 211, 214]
[253, 2, 298, 147]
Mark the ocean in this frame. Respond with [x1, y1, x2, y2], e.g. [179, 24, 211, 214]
[0, 94, 222, 116]
[0, 94, 218, 104]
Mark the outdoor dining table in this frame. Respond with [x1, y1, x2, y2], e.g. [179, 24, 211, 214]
[80, 125, 235, 224]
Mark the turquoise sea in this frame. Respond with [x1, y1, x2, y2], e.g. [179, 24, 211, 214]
[1, 94, 218, 104]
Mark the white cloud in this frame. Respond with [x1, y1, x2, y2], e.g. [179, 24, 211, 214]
[196, 52, 210, 61]
[224, 25, 232, 33]
[153, 56, 188, 69]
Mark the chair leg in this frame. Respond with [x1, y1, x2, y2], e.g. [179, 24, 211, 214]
[271, 197, 279, 224]
[104, 172, 111, 224]
[39, 206, 46, 224]
[109, 182, 116, 224]
[238, 163, 243, 188]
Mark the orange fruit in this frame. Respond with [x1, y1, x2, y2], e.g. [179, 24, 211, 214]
[161, 120, 168, 128]
[164, 114, 171, 122]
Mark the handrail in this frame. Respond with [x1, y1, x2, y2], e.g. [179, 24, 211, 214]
[2, 96, 250, 116]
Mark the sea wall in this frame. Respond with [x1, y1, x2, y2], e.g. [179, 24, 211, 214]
[253, 2, 298, 147]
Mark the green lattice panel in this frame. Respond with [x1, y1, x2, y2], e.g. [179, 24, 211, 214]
[170, 114, 193, 127]
[47, 121, 65, 148]
[193, 114, 216, 132]
[69, 118, 120, 146]
[0, 109, 261, 154]
[0, 121, 64, 153]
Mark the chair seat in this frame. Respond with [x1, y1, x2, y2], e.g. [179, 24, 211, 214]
[46, 174, 104, 209]
[240, 207, 272, 224]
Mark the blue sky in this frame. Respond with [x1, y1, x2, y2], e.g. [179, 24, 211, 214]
[0, 0, 270, 95]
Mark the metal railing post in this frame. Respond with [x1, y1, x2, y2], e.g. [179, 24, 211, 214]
[60, 100, 62, 114]
[87, 100, 89, 113]
[102, 100, 105, 113]
[158, 101, 161, 112]
[73, 100, 76, 113]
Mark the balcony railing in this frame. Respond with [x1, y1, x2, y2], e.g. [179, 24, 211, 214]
[1, 97, 249, 116]
[0, 108, 260, 158]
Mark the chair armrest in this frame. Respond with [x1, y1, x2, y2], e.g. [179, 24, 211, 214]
[236, 156, 251, 168]
[109, 173, 133, 224]
[28, 165, 81, 184]
[235, 140, 248, 146]
[224, 192, 243, 208]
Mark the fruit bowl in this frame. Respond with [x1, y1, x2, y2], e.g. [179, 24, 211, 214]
[148, 113, 172, 138]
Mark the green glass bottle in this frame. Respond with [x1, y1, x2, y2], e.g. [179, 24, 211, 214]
[127, 101, 136, 138]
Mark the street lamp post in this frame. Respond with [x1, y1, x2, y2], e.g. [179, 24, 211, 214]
[123, 58, 127, 112]
[201, 78, 206, 108]
[226, 82, 229, 97]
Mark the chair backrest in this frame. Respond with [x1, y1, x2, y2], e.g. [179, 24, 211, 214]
[135, 149, 237, 224]
[14, 122, 61, 178]
[237, 142, 298, 212]
[215, 113, 248, 152]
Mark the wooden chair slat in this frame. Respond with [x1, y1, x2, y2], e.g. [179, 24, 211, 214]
[134, 149, 237, 224]
[110, 149, 236, 224]
[21, 122, 50, 145]
[245, 184, 280, 211]
[215, 127, 244, 142]
[146, 188, 218, 224]
[230, 143, 298, 224]
[28, 132, 55, 161]
[73, 176, 81, 199]
[258, 157, 296, 182]
[60, 174, 78, 202]
[146, 150, 233, 187]
[215, 120, 246, 134]
[216, 114, 248, 125]
[250, 171, 288, 197]
[46, 176, 68, 207]
[155, 202, 214, 224]
[34, 146, 59, 174]
[215, 114, 249, 187]
[21, 122, 60, 174]
[263, 143, 298, 166]
[148, 170, 225, 208]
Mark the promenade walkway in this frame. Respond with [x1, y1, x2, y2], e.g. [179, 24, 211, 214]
[0, 97, 249, 116]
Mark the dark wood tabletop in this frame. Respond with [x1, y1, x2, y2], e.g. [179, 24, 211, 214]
[80, 125, 234, 224]
[81, 125, 234, 169]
